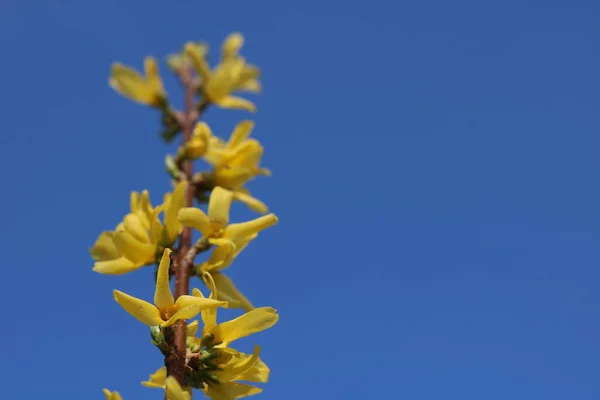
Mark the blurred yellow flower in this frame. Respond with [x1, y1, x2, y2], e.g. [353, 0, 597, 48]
[142, 366, 167, 389]
[90, 181, 187, 275]
[113, 249, 227, 327]
[109, 56, 166, 107]
[102, 389, 123, 400]
[185, 33, 260, 112]
[177, 187, 277, 250]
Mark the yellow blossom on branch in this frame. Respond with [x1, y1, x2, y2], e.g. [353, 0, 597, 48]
[196, 235, 257, 311]
[185, 33, 261, 112]
[109, 56, 167, 108]
[177, 186, 278, 250]
[113, 249, 227, 327]
[90, 181, 186, 275]
[204, 120, 271, 213]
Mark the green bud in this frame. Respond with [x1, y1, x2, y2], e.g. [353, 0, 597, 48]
[150, 325, 165, 344]
[201, 333, 214, 348]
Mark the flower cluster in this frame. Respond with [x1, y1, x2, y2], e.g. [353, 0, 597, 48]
[95, 33, 280, 400]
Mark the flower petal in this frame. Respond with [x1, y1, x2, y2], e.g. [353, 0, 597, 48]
[221, 32, 244, 61]
[123, 213, 150, 243]
[178, 208, 212, 237]
[205, 382, 262, 400]
[103, 389, 124, 400]
[141, 366, 167, 389]
[164, 181, 187, 243]
[212, 272, 254, 312]
[90, 231, 120, 261]
[154, 249, 174, 309]
[161, 304, 201, 327]
[113, 290, 162, 326]
[185, 42, 212, 82]
[216, 95, 256, 113]
[113, 229, 156, 264]
[211, 307, 279, 345]
[215, 345, 261, 382]
[227, 121, 254, 149]
[224, 214, 278, 241]
[232, 190, 268, 214]
[208, 187, 233, 231]
[165, 376, 191, 400]
[93, 257, 141, 275]
[236, 356, 270, 383]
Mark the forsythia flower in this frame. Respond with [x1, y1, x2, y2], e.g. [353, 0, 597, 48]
[185, 33, 261, 112]
[90, 181, 186, 275]
[190, 301, 278, 400]
[113, 249, 227, 327]
[204, 120, 270, 213]
[109, 56, 167, 107]
[103, 389, 123, 400]
[196, 235, 256, 311]
[178, 187, 277, 249]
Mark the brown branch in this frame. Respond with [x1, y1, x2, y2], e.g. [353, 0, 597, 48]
[165, 65, 201, 389]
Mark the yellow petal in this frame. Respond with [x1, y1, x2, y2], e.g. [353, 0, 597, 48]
[93, 257, 141, 275]
[90, 231, 120, 261]
[113, 290, 163, 326]
[204, 240, 236, 272]
[154, 249, 174, 309]
[113, 229, 156, 264]
[224, 214, 278, 241]
[216, 345, 261, 382]
[211, 307, 279, 345]
[161, 304, 202, 326]
[187, 320, 200, 337]
[208, 187, 233, 231]
[212, 272, 254, 312]
[236, 357, 270, 383]
[141, 366, 167, 389]
[103, 389, 124, 400]
[109, 63, 157, 106]
[165, 376, 191, 400]
[222, 32, 244, 61]
[232, 190, 268, 214]
[216, 95, 256, 113]
[185, 42, 212, 82]
[164, 181, 187, 243]
[227, 120, 254, 149]
[174, 294, 227, 310]
[206, 382, 262, 400]
[178, 208, 212, 237]
[237, 78, 261, 93]
[123, 213, 149, 243]
[144, 56, 165, 104]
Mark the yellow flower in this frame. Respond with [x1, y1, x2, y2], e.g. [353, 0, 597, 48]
[109, 56, 167, 107]
[177, 187, 277, 250]
[197, 235, 257, 311]
[91, 181, 186, 275]
[203, 121, 270, 213]
[102, 389, 123, 400]
[189, 305, 277, 399]
[185, 33, 261, 112]
[166, 376, 192, 400]
[113, 249, 227, 327]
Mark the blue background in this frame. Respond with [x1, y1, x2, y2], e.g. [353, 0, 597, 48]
[1, 0, 599, 399]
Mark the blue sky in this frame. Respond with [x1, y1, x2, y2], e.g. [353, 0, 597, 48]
[1, 0, 600, 399]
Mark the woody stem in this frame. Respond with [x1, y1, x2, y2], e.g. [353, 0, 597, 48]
[165, 65, 201, 391]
